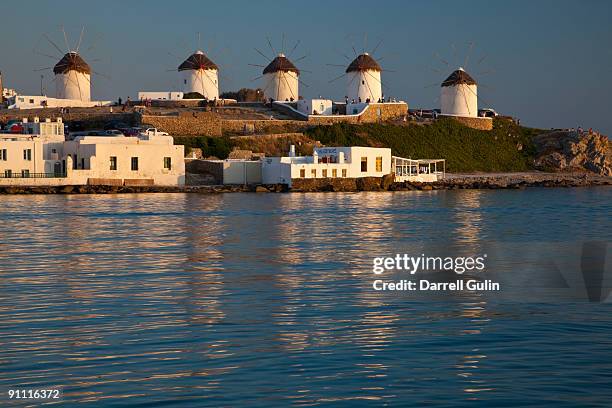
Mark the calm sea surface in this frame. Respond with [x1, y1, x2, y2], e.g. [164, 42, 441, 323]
[1, 188, 611, 407]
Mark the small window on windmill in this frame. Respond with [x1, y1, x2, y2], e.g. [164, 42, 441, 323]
[362, 80, 365, 85]
[184, 79, 187, 85]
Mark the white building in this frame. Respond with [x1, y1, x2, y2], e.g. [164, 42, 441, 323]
[262, 146, 445, 186]
[263, 53, 299, 101]
[7, 95, 112, 110]
[178, 50, 219, 100]
[262, 146, 391, 186]
[297, 98, 333, 115]
[440, 67, 478, 117]
[0, 117, 185, 186]
[346, 53, 383, 104]
[138, 91, 184, 101]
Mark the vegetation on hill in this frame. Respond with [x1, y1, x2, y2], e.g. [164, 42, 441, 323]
[175, 118, 544, 172]
[305, 118, 542, 172]
[175, 136, 233, 159]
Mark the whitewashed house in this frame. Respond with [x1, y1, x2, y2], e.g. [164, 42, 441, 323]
[0, 117, 185, 186]
[262, 146, 392, 186]
[262, 145, 445, 186]
[297, 99, 333, 115]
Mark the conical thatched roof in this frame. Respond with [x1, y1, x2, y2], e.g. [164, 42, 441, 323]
[263, 53, 299, 75]
[178, 50, 218, 71]
[346, 53, 381, 73]
[53, 52, 91, 75]
[441, 68, 477, 87]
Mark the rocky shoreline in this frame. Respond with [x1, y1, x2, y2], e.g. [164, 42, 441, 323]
[0, 172, 609, 194]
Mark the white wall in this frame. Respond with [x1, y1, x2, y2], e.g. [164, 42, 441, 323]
[182, 69, 219, 100]
[347, 70, 382, 103]
[264, 71, 298, 101]
[9, 95, 111, 109]
[297, 99, 333, 115]
[262, 146, 392, 186]
[56, 71, 91, 101]
[138, 91, 184, 101]
[0, 129, 185, 186]
[441, 84, 478, 117]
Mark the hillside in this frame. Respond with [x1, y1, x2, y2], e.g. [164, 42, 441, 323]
[176, 118, 610, 174]
[305, 118, 541, 173]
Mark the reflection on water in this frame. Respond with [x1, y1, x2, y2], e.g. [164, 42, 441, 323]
[0, 189, 611, 406]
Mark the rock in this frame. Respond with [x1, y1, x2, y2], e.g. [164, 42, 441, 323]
[533, 131, 611, 175]
[255, 185, 269, 192]
[380, 173, 395, 190]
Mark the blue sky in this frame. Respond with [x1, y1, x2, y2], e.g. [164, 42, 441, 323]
[1, 0, 611, 134]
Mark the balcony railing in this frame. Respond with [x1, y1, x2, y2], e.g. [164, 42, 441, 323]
[0, 172, 67, 178]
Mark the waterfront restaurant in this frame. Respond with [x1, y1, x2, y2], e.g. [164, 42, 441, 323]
[0, 117, 185, 186]
[262, 145, 444, 186]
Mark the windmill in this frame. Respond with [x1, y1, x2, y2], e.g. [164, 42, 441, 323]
[440, 67, 478, 117]
[430, 42, 494, 117]
[34, 26, 109, 102]
[328, 36, 388, 104]
[178, 50, 219, 100]
[250, 36, 306, 102]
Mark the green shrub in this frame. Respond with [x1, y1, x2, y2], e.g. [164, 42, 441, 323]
[174, 136, 232, 159]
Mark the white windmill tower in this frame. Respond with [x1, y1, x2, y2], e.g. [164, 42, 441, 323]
[262, 53, 300, 102]
[178, 50, 219, 100]
[440, 67, 478, 117]
[345, 52, 382, 103]
[53, 51, 92, 101]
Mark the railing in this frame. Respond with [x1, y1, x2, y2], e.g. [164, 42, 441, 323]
[0, 172, 67, 178]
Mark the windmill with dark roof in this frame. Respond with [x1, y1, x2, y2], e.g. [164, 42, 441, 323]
[345, 52, 383, 104]
[328, 38, 387, 105]
[440, 67, 478, 117]
[178, 50, 219, 100]
[250, 36, 306, 102]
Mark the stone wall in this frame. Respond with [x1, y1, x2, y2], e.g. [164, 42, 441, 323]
[221, 119, 311, 136]
[291, 176, 388, 192]
[0, 107, 137, 128]
[439, 115, 493, 130]
[138, 111, 222, 136]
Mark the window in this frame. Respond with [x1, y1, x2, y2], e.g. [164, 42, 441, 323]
[332, 169, 337, 178]
[322, 169, 328, 178]
[21, 169, 29, 177]
[361, 157, 368, 172]
[163, 157, 172, 170]
[342, 169, 347, 178]
[23, 149, 32, 161]
[0, 149, 6, 161]
[299, 168, 305, 178]
[362, 80, 365, 85]
[29, 99, 34, 104]
[4, 170, 11, 177]
[131, 157, 139, 171]
[110, 156, 117, 171]
[376, 156, 383, 172]
[81, 158, 85, 169]
[311, 169, 316, 177]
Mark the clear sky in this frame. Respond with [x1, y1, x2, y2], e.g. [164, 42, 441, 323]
[1, 0, 611, 134]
